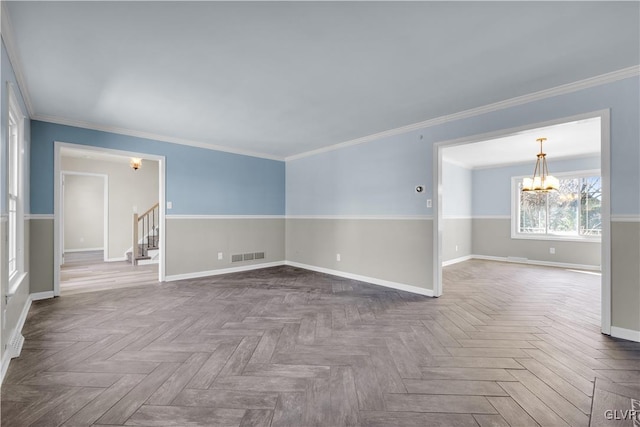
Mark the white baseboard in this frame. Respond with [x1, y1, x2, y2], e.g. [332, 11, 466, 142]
[164, 261, 286, 282]
[611, 326, 640, 343]
[284, 261, 434, 297]
[105, 257, 127, 262]
[471, 254, 601, 271]
[31, 291, 55, 301]
[64, 248, 103, 253]
[1, 295, 32, 383]
[442, 255, 473, 267]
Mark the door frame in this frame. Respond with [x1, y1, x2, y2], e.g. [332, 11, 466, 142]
[60, 171, 109, 263]
[53, 141, 166, 296]
[433, 109, 611, 335]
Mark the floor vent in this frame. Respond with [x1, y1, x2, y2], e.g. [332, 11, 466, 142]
[243, 253, 255, 261]
[254, 252, 265, 260]
[8, 333, 24, 359]
[231, 254, 243, 263]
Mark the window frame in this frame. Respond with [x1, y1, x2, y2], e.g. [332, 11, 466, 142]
[7, 84, 26, 294]
[511, 168, 602, 243]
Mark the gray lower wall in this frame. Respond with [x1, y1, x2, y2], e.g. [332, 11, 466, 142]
[472, 218, 601, 267]
[611, 221, 640, 332]
[165, 218, 285, 277]
[24, 216, 638, 338]
[443, 218, 472, 262]
[29, 218, 54, 294]
[286, 218, 433, 290]
[2, 219, 31, 366]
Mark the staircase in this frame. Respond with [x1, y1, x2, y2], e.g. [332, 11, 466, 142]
[126, 202, 160, 265]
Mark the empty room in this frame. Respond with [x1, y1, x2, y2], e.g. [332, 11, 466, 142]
[0, 2, 639, 426]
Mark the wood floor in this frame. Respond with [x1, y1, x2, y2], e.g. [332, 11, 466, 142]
[2, 260, 639, 426]
[61, 251, 158, 295]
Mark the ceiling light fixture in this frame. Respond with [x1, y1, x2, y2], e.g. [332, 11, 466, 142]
[522, 137, 559, 192]
[130, 158, 142, 170]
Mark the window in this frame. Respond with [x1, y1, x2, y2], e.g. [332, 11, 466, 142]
[512, 171, 601, 241]
[7, 85, 25, 290]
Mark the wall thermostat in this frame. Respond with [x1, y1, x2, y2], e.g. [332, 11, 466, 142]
[415, 185, 425, 193]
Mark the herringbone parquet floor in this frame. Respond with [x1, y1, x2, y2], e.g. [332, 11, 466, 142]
[2, 260, 639, 426]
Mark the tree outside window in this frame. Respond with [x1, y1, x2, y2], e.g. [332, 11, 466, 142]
[517, 174, 601, 239]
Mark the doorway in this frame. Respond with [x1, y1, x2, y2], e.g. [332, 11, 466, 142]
[433, 110, 611, 335]
[54, 142, 166, 296]
[61, 172, 108, 266]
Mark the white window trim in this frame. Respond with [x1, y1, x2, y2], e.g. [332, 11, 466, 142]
[511, 169, 602, 243]
[7, 83, 26, 295]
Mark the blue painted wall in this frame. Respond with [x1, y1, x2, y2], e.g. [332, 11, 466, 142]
[286, 77, 639, 217]
[442, 161, 472, 217]
[30, 121, 285, 215]
[286, 130, 430, 215]
[472, 156, 601, 217]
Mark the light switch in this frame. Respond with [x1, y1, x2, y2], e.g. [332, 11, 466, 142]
[167, 201, 173, 209]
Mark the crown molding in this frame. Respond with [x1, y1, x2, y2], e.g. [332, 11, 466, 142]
[285, 66, 640, 162]
[1, 2, 35, 117]
[33, 114, 285, 161]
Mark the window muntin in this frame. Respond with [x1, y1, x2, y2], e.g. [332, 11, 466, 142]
[514, 172, 601, 240]
[8, 109, 19, 280]
[7, 85, 24, 290]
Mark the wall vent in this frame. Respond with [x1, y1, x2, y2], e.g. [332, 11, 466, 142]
[243, 253, 255, 261]
[254, 252, 265, 260]
[231, 254, 243, 263]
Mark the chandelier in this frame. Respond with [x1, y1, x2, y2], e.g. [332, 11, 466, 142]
[522, 137, 559, 192]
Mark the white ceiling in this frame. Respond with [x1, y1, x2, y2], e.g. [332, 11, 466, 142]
[4, 2, 639, 159]
[442, 117, 601, 169]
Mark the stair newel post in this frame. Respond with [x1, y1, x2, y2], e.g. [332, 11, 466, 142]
[144, 215, 148, 257]
[152, 206, 156, 247]
[132, 213, 139, 265]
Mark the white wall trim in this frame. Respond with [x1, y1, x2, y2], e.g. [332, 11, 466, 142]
[471, 254, 601, 271]
[166, 215, 285, 220]
[610, 326, 640, 343]
[1, 295, 31, 383]
[63, 248, 104, 253]
[472, 215, 511, 220]
[610, 215, 640, 222]
[286, 66, 639, 161]
[442, 255, 473, 267]
[25, 214, 54, 220]
[165, 261, 285, 282]
[31, 291, 55, 301]
[286, 215, 433, 220]
[442, 216, 473, 220]
[34, 114, 284, 161]
[105, 257, 128, 263]
[284, 261, 434, 297]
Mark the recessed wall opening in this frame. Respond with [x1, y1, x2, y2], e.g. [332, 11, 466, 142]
[434, 111, 610, 335]
[54, 143, 166, 295]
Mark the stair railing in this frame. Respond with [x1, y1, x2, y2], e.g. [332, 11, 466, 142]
[132, 202, 160, 264]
